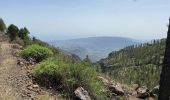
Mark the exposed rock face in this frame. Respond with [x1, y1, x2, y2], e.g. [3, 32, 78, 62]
[74, 87, 91, 100]
[136, 86, 149, 99]
[98, 76, 124, 96]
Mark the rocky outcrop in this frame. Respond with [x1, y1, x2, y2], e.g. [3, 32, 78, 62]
[98, 76, 124, 96]
[136, 86, 149, 99]
[74, 87, 91, 100]
[134, 85, 159, 99]
[17, 58, 35, 67]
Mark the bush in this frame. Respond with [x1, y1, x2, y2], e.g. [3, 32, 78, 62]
[7, 24, 19, 41]
[18, 27, 30, 40]
[32, 38, 59, 55]
[21, 44, 53, 62]
[32, 58, 108, 99]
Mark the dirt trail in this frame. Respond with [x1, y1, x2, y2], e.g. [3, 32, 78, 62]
[0, 42, 21, 100]
[0, 38, 60, 100]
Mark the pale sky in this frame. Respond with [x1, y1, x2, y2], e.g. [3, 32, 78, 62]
[0, 0, 169, 40]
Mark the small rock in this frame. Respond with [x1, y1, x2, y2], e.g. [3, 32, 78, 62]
[136, 86, 149, 99]
[109, 83, 124, 96]
[74, 87, 91, 100]
[27, 86, 33, 90]
[28, 81, 32, 85]
[98, 76, 124, 96]
[33, 85, 39, 88]
[17, 59, 24, 66]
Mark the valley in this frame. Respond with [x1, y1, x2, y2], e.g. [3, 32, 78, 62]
[50, 37, 139, 62]
[0, 19, 163, 99]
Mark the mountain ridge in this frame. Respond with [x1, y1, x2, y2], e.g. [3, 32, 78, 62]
[49, 36, 139, 62]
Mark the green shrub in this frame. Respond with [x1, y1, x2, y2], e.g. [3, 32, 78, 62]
[21, 44, 53, 62]
[32, 58, 108, 99]
[7, 24, 19, 41]
[18, 27, 30, 40]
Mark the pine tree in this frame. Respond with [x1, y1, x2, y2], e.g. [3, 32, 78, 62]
[83, 55, 92, 65]
[18, 27, 30, 40]
[7, 24, 19, 41]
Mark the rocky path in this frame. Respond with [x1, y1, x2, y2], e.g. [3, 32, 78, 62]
[0, 39, 60, 100]
[0, 42, 21, 100]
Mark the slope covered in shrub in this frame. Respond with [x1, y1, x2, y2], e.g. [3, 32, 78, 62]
[21, 44, 53, 62]
[32, 58, 108, 99]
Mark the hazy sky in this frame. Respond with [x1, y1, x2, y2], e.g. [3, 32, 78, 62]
[0, 0, 169, 40]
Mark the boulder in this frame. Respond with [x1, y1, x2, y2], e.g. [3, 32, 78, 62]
[150, 85, 159, 95]
[136, 86, 149, 99]
[150, 85, 159, 99]
[74, 87, 91, 100]
[109, 83, 124, 96]
[98, 76, 124, 96]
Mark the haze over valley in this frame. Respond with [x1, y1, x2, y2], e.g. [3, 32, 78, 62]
[50, 36, 139, 62]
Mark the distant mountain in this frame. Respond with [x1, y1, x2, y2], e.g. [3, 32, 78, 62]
[49, 36, 139, 62]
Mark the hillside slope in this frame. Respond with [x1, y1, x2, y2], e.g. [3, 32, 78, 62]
[0, 34, 62, 100]
[98, 39, 165, 88]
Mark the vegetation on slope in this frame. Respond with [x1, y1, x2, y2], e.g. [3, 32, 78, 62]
[32, 58, 108, 99]
[1, 17, 164, 99]
[21, 44, 53, 62]
[99, 39, 165, 88]
[0, 18, 108, 99]
[21, 42, 108, 99]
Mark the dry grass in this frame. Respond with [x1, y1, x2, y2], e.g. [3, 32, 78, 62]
[0, 86, 18, 100]
[0, 42, 20, 100]
[36, 94, 63, 100]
